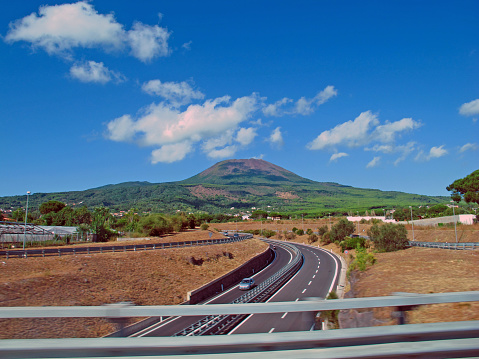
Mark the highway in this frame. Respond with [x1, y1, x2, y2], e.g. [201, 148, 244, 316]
[230, 241, 341, 334]
[134, 240, 341, 337]
[137, 242, 297, 337]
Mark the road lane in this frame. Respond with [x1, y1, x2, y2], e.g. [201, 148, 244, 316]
[139, 243, 296, 336]
[229, 242, 341, 334]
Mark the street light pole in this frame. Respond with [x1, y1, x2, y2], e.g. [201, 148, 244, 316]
[23, 191, 31, 250]
[452, 202, 458, 243]
[409, 206, 415, 241]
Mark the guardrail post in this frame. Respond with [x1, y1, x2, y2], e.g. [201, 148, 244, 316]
[42, 250, 45, 257]
[6, 252, 8, 260]
[134, 246, 136, 251]
[112, 247, 115, 253]
[58, 249, 61, 257]
[73, 248, 76, 255]
[100, 247, 103, 254]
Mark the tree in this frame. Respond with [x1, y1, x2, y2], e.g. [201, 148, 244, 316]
[90, 207, 114, 242]
[330, 218, 354, 243]
[39, 200, 66, 215]
[139, 214, 172, 236]
[251, 210, 268, 219]
[368, 223, 409, 252]
[11, 208, 25, 222]
[447, 169, 479, 205]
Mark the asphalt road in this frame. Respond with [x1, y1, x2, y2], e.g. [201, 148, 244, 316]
[138, 242, 297, 337]
[229, 241, 341, 334]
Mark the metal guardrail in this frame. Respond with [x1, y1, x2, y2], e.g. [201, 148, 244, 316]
[1, 292, 478, 358]
[173, 242, 304, 336]
[2, 291, 478, 319]
[0, 233, 253, 259]
[409, 241, 479, 250]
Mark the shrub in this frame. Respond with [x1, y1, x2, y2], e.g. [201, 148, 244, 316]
[292, 227, 298, 233]
[368, 223, 409, 252]
[318, 225, 328, 237]
[139, 214, 172, 237]
[306, 228, 313, 235]
[330, 218, 355, 243]
[308, 233, 318, 244]
[284, 231, 296, 240]
[296, 229, 304, 236]
[200, 223, 209, 230]
[321, 231, 332, 245]
[339, 236, 367, 252]
[347, 247, 376, 277]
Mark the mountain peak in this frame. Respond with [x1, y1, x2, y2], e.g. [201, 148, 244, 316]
[182, 159, 314, 185]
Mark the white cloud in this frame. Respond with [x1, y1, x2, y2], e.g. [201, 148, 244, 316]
[415, 145, 448, 161]
[236, 127, 257, 146]
[5, 1, 170, 62]
[151, 142, 192, 164]
[141, 79, 204, 106]
[106, 115, 136, 142]
[365, 141, 417, 166]
[262, 86, 337, 117]
[262, 98, 292, 117]
[294, 86, 338, 115]
[372, 118, 421, 143]
[330, 152, 349, 162]
[127, 21, 170, 62]
[459, 99, 479, 116]
[70, 60, 125, 84]
[201, 130, 234, 152]
[182, 41, 192, 50]
[268, 127, 284, 148]
[366, 156, 381, 168]
[106, 94, 259, 163]
[206, 145, 238, 159]
[459, 143, 478, 153]
[307, 111, 379, 150]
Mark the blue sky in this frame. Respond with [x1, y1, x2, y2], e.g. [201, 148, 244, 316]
[1, 0, 478, 198]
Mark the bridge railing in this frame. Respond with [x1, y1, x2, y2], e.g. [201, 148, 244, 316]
[1, 292, 478, 358]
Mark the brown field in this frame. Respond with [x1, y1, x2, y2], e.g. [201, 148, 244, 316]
[0, 231, 267, 339]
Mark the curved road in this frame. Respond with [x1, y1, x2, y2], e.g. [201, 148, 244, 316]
[229, 241, 341, 334]
[138, 243, 296, 337]
[136, 240, 341, 336]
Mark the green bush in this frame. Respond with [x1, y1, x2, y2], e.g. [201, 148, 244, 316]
[330, 218, 354, 243]
[339, 236, 367, 252]
[368, 223, 409, 252]
[296, 229, 304, 235]
[200, 223, 209, 230]
[347, 247, 376, 277]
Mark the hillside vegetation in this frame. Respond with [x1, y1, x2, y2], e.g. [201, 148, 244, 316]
[0, 159, 448, 216]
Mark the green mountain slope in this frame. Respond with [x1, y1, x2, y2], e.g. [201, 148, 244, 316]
[0, 159, 448, 215]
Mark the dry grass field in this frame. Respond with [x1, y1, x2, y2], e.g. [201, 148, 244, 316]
[0, 231, 267, 339]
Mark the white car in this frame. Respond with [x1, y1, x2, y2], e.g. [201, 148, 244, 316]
[238, 277, 255, 290]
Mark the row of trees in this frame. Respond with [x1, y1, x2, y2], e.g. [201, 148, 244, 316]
[4, 200, 235, 242]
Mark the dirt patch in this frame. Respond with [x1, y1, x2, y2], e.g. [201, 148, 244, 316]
[187, 185, 237, 200]
[344, 247, 479, 327]
[0, 235, 267, 339]
[275, 191, 299, 199]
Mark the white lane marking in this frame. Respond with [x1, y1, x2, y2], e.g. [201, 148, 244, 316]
[269, 328, 275, 333]
[295, 298, 299, 301]
[316, 270, 318, 273]
[313, 275, 316, 279]
[308, 281, 312, 286]
[228, 242, 297, 334]
[281, 313, 288, 319]
[302, 289, 307, 293]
